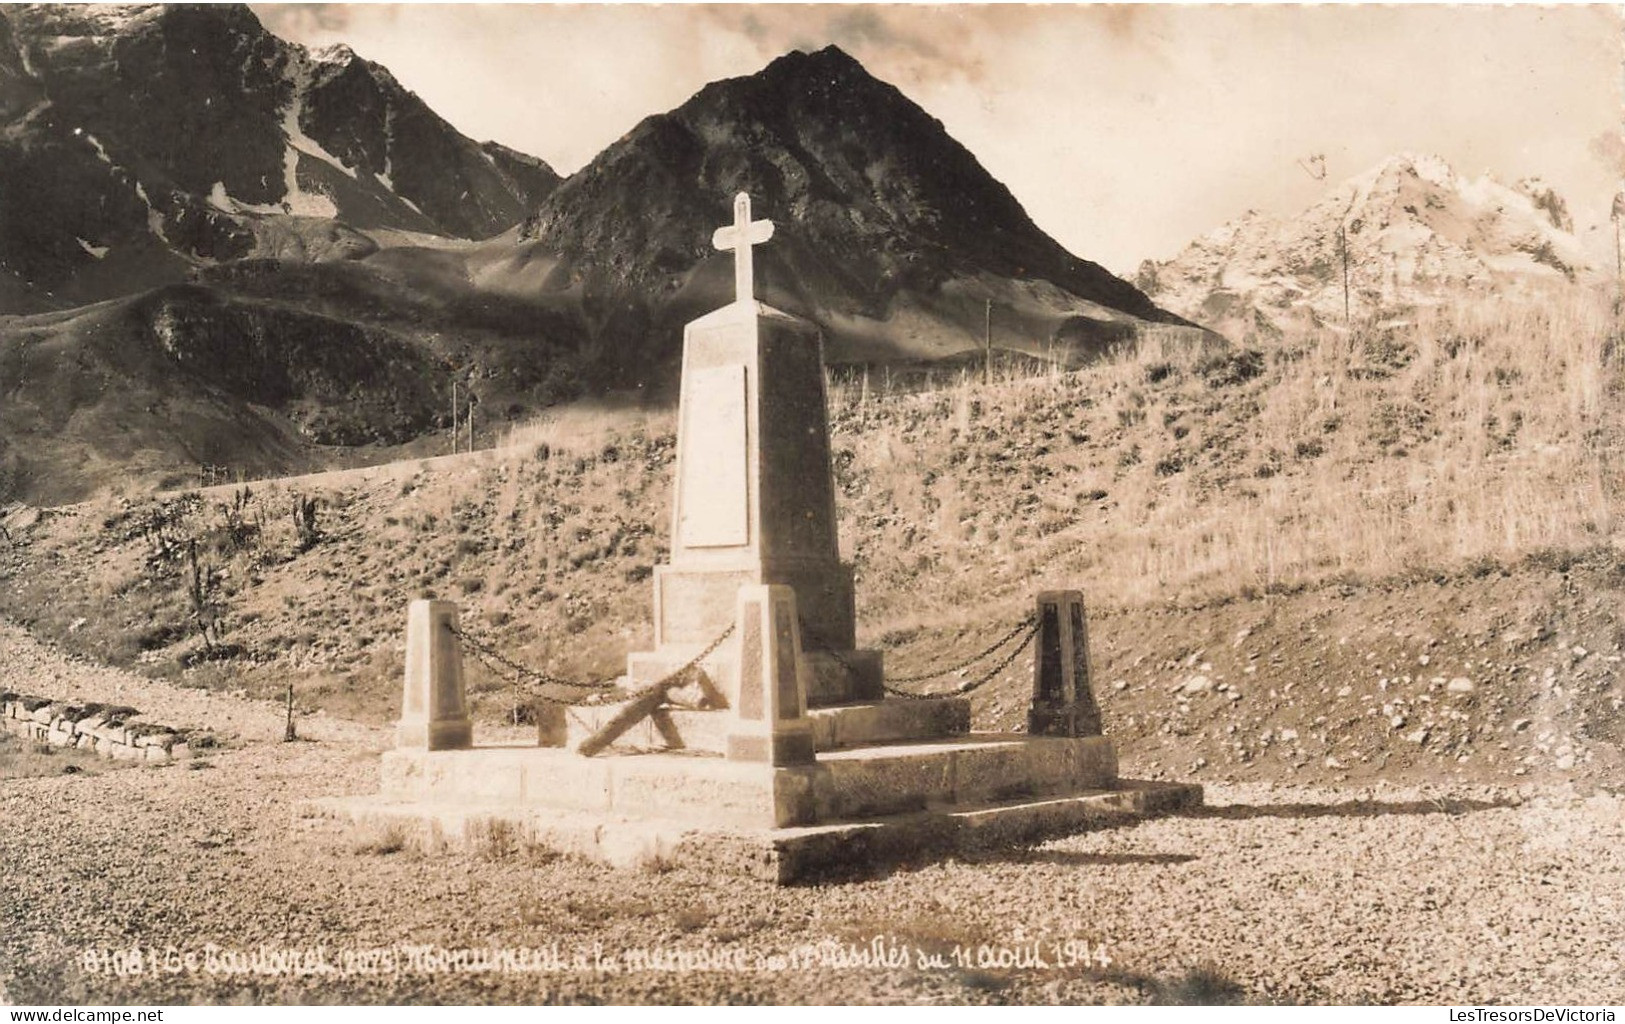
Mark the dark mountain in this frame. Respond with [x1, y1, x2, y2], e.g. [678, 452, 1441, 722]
[0, 32, 1202, 505]
[498, 44, 1196, 367]
[0, 4, 560, 312]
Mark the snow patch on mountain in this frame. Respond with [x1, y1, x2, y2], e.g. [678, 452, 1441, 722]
[275, 90, 340, 218]
[1138, 153, 1595, 338]
[61, 4, 163, 34]
[77, 130, 111, 164]
[133, 182, 168, 244]
[281, 92, 357, 182]
[278, 148, 337, 218]
[209, 180, 281, 217]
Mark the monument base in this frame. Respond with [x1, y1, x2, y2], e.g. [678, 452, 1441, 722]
[804, 650, 883, 705]
[306, 761, 1201, 884]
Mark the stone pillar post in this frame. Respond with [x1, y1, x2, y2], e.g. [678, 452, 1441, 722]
[397, 599, 473, 750]
[725, 584, 815, 765]
[1028, 590, 1104, 738]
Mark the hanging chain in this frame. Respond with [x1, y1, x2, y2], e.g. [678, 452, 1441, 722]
[615, 621, 737, 707]
[883, 619, 1039, 701]
[446, 622, 623, 706]
[802, 613, 1040, 701]
[453, 607, 1038, 709]
[447, 619, 737, 709]
[883, 614, 1038, 684]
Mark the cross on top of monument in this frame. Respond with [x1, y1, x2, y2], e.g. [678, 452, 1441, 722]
[711, 191, 774, 308]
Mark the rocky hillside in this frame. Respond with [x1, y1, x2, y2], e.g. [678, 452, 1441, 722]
[0, 32, 1206, 505]
[1, 287, 1618, 790]
[1137, 154, 1594, 341]
[0, 262, 603, 505]
[0, 3, 560, 312]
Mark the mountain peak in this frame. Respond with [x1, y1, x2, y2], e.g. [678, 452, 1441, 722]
[0, 0, 560, 308]
[515, 44, 1184, 369]
[767, 43, 866, 75]
[690, 40, 895, 116]
[1142, 152, 1592, 337]
[1326, 152, 1459, 213]
[311, 42, 357, 66]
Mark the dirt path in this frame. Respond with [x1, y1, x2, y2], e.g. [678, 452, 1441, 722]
[0, 621, 1620, 1005]
[0, 620, 380, 745]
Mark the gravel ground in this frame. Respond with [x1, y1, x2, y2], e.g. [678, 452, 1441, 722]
[2, 625, 1621, 1005]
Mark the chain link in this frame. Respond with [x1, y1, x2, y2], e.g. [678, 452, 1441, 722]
[447, 622, 625, 707]
[611, 620, 737, 709]
[882, 620, 1039, 701]
[447, 619, 737, 709]
[801, 614, 1040, 701]
[453, 607, 1038, 709]
[882, 614, 1038, 684]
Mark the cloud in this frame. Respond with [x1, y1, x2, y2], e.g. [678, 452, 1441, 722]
[694, 6, 988, 85]
[250, 3, 363, 40]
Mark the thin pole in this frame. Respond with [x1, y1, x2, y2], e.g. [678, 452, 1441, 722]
[983, 299, 992, 386]
[1615, 216, 1621, 284]
[451, 380, 458, 455]
[466, 396, 473, 454]
[1340, 227, 1350, 325]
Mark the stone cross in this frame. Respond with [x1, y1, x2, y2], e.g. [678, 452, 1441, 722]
[711, 191, 774, 307]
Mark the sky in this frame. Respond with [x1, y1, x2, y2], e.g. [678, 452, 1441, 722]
[252, 3, 1624, 276]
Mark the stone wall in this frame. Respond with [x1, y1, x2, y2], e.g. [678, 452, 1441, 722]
[0, 693, 216, 764]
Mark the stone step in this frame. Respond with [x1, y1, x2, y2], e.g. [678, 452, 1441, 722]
[377, 733, 1116, 830]
[554, 697, 970, 755]
[811, 735, 1116, 821]
[303, 780, 1202, 884]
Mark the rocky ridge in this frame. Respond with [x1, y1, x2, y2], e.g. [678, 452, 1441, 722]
[1137, 154, 1594, 340]
[0, 3, 560, 311]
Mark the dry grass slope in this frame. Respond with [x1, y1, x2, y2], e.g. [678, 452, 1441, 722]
[833, 288, 1617, 629]
[0, 286, 1618, 787]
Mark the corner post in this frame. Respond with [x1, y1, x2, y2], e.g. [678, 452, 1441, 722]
[397, 599, 473, 750]
[1028, 590, 1104, 738]
[726, 584, 815, 765]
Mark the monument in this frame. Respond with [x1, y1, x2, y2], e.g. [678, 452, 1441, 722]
[627, 193, 881, 708]
[312, 192, 1201, 882]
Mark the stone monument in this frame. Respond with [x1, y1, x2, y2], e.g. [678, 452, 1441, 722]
[313, 191, 1202, 883]
[627, 192, 881, 707]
